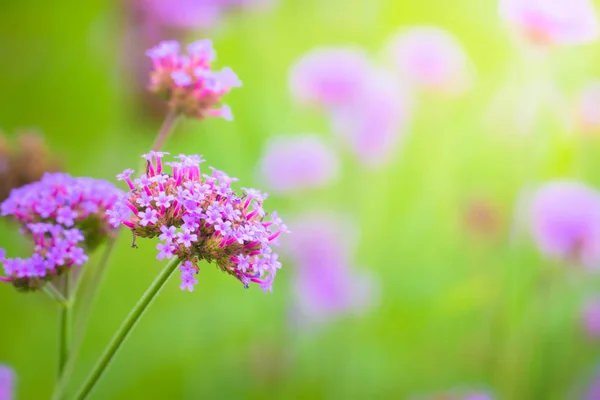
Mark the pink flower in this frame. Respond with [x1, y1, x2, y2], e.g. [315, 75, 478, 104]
[384, 26, 474, 95]
[330, 69, 412, 167]
[258, 134, 340, 194]
[286, 212, 377, 324]
[146, 39, 241, 120]
[0, 365, 14, 400]
[499, 0, 600, 46]
[529, 181, 600, 268]
[583, 298, 600, 337]
[574, 81, 600, 133]
[288, 47, 371, 110]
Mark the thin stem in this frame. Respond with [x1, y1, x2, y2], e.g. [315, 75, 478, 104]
[58, 274, 71, 377]
[52, 238, 118, 400]
[73, 258, 181, 400]
[151, 110, 179, 152]
[44, 283, 69, 307]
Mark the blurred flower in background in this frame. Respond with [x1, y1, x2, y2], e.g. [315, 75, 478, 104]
[498, 0, 599, 46]
[257, 133, 340, 194]
[412, 388, 493, 400]
[288, 46, 371, 111]
[0, 131, 61, 202]
[286, 212, 378, 326]
[383, 25, 474, 96]
[330, 69, 411, 166]
[583, 298, 600, 338]
[574, 81, 600, 135]
[529, 181, 600, 268]
[0, 365, 14, 400]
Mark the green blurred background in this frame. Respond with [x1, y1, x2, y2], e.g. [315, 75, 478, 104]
[2, 0, 600, 398]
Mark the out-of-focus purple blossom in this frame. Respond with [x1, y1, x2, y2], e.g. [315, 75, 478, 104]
[0, 365, 13, 400]
[498, 0, 599, 46]
[288, 47, 371, 111]
[110, 152, 288, 292]
[330, 69, 412, 167]
[583, 298, 600, 337]
[583, 366, 600, 400]
[139, 0, 277, 30]
[146, 39, 241, 120]
[412, 389, 494, 400]
[257, 134, 340, 194]
[529, 181, 600, 268]
[575, 81, 600, 134]
[384, 26, 474, 95]
[286, 213, 377, 323]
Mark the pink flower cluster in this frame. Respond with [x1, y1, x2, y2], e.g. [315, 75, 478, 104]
[499, 0, 599, 46]
[0, 173, 123, 290]
[0, 223, 86, 291]
[108, 151, 288, 292]
[146, 40, 241, 120]
[1, 172, 123, 251]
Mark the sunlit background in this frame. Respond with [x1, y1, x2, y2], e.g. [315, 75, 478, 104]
[3, 0, 600, 399]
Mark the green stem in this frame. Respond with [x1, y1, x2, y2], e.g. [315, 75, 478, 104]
[58, 274, 71, 377]
[52, 238, 117, 400]
[73, 258, 181, 400]
[151, 110, 179, 152]
[43, 283, 70, 306]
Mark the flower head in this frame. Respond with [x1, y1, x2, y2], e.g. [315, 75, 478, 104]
[529, 181, 600, 268]
[146, 39, 241, 120]
[384, 26, 474, 95]
[258, 134, 340, 194]
[582, 298, 600, 337]
[330, 69, 412, 167]
[0, 364, 14, 400]
[575, 81, 600, 134]
[110, 152, 287, 292]
[286, 213, 377, 324]
[499, 0, 599, 46]
[288, 47, 371, 111]
[0, 223, 87, 291]
[1, 172, 124, 251]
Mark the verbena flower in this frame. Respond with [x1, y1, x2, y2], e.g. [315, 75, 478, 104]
[257, 134, 340, 194]
[109, 151, 288, 292]
[499, 0, 599, 46]
[1, 172, 124, 251]
[0, 173, 123, 290]
[146, 39, 241, 120]
[330, 69, 411, 166]
[138, 0, 276, 30]
[0, 223, 86, 291]
[384, 26, 474, 95]
[288, 47, 371, 111]
[529, 181, 600, 268]
[286, 213, 376, 323]
[583, 298, 600, 338]
[0, 364, 14, 400]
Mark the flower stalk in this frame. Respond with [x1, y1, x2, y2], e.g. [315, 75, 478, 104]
[73, 257, 181, 400]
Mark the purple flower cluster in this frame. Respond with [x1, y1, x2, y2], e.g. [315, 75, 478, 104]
[0, 223, 86, 291]
[529, 181, 600, 268]
[1, 172, 123, 251]
[0, 364, 14, 400]
[286, 213, 377, 324]
[146, 40, 241, 120]
[108, 151, 288, 292]
[257, 134, 340, 194]
[0, 173, 122, 290]
[583, 298, 600, 338]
